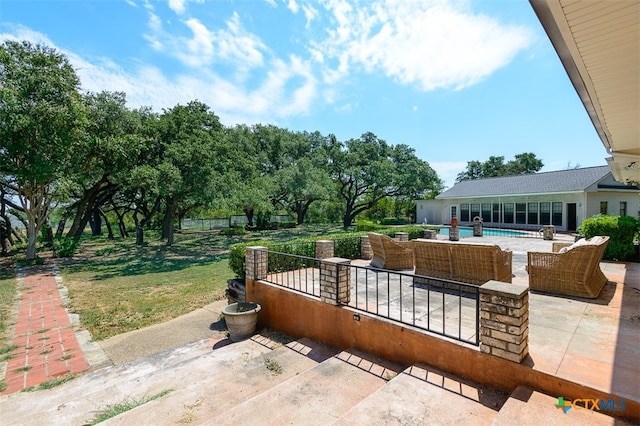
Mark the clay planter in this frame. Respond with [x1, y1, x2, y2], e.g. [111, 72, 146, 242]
[222, 302, 261, 342]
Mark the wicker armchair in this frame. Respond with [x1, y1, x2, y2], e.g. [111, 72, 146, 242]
[412, 239, 512, 285]
[527, 236, 609, 298]
[368, 233, 414, 270]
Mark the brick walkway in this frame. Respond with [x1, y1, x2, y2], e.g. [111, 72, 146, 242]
[1, 269, 88, 395]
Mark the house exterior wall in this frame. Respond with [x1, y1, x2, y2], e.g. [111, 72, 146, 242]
[415, 200, 444, 225]
[585, 191, 640, 218]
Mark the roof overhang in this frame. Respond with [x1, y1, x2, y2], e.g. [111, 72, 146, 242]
[530, 0, 640, 185]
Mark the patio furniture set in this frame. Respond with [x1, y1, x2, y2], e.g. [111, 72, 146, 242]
[367, 232, 610, 299]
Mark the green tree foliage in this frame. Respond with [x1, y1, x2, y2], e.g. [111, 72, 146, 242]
[61, 91, 147, 239]
[329, 132, 443, 228]
[455, 152, 544, 183]
[579, 214, 639, 261]
[0, 41, 86, 259]
[156, 101, 224, 245]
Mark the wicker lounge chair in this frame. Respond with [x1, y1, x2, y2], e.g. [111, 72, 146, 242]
[527, 236, 609, 298]
[368, 233, 414, 270]
[412, 239, 512, 285]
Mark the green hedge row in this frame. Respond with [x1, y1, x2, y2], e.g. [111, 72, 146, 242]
[578, 214, 639, 261]
[229, 225, 437, 278]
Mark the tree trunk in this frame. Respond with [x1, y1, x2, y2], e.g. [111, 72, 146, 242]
[89, 207, 102, 236]
[135, 225, 144, 245]
[243, 208, 254, 227]
[26, 219, 37, 260]
[163, 198, 177, 247]
[100, 209, 114, 239]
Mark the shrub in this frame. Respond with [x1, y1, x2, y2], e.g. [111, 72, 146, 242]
[380, 218, 406, 225]
[53, 236, 80, 258]
[228, 225, 436, 278]
[578, 214, 639, 261]
[220, 227, 247, 236]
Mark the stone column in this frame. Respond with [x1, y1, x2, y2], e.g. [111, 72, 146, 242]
[360, 236, 373, 260]
[479, 281, 529, 363]
[423, 229, 437, 239]
[449, 227, 460, 241]
[542, 225, 555, 240]
[319, 257, 351, 305]
[245, 246, 268, 281]
[315, 240, 335, 259]
[395, 232, 409, 241]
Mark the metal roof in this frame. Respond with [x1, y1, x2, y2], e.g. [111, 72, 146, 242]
[530, 0, 640, 185]
[436, 166, 612, 199]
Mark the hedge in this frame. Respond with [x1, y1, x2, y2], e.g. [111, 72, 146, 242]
[229, 225, 438, 279]
[578, 214, 639, 261]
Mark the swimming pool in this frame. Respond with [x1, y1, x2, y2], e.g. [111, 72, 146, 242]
[438, 227, 526, 237]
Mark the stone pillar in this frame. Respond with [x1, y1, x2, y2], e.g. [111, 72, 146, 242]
[423, 229, 437, 239]
[449, 227, 460, 241]
[542, 225, 555, 240]
[315, 240, 334, 259]
[395, 232, 409, 241]
[319, 257, 351, 305]
[479, 281, 529, 363]
[246, 246, 268, 281]
[360, 236, 373, 260]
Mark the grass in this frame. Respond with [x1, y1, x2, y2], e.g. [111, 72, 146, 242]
[22, 374, 77, 392]
[86, 389, 172, 425]
[7, 224, 347, 342]
[0, 259, 17, 343]
[59, 225, 349, 341]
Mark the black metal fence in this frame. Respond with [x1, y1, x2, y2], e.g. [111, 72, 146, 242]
[258, 250, 480, 346]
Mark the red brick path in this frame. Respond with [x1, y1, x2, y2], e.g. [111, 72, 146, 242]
[1, 270, 88, 395]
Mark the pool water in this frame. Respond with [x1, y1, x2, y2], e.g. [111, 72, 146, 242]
[438, 227, 526, 237]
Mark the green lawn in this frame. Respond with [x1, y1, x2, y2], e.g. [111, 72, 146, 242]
[60, 225, 348, 340]
[0, 260, 17, 345]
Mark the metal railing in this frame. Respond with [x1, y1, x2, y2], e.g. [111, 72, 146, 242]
[348, 265, 479, 345]
[257, 250, 480, 346]
[261, 250, 321, 297]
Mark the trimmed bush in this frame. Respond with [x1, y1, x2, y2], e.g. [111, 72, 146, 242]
[578, 214, 639, 261]
[228, 225, 437, 278]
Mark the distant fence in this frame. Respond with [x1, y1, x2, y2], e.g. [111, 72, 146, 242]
[181, 215, 295, 230]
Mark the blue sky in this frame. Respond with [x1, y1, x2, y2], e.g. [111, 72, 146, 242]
[1, 0, 608, 188]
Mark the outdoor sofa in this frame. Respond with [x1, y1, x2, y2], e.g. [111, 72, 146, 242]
[527, 236, 609, 298]
[368, 233, 414, 270]
[412, 238, 513, 285]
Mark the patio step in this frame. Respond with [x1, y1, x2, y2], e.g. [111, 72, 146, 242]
[104, 336, 340, 425]
[334, 362, 508, 425]
[491, 385, 634, 426]
[0, 332, 283, 426]
[205, 347, 405, 425]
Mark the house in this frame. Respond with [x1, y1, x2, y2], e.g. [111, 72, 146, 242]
[416, 166, 640, 232]
[530, 1, 639, 186]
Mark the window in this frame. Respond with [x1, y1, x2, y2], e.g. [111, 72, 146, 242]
[470, 203, 480, 220]
[527, 203, 538, 225]
[504, 203, 514, 223]
[620, 202, 627, 216]
[516, 203, 526, 224]
[600, 202, 608, 215]
[451, 206, 457, 219]
[460, 204, 470, 221]
[540, 202, 551, 225]
[492, 203, 501, 223]
[482, 203, 491, 222]
[552, 202, 563, 226]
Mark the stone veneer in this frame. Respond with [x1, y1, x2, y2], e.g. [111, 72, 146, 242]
[315, 240, 334, 259]
[319, 257, 351, 305]
[479, 281, 529, 363]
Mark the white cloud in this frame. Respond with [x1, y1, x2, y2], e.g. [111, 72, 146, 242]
[146, 12, 266, 71]
[1, 26, 316, 126]
[167, 0, 204, 15]
[313, 0, 533, 91]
